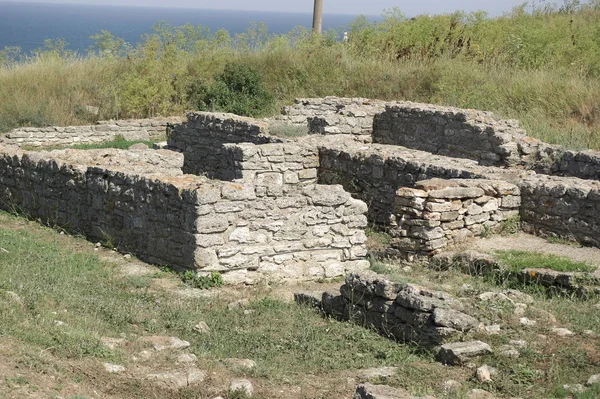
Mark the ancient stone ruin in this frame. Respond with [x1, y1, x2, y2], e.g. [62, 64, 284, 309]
[1, 96, 600, 285]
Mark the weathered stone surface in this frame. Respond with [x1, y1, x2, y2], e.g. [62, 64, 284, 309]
[466, 389, 496, 399]
[146, 367, 205, 389]
[439, 341, 492, 365]
[432, 308, 479, 331]
[230, 379, 254, 396]
[327, 273, 478, 346]
[193, 321, 210, 334]
[103, 363, 126, 373]
[140, 336, 190, 351]
[4, 117, 183, 148]
[395, 284, 453, 312]
[358, 367, 398, 380]
[223, 358, 256, 370]
[373, 101, 527, 167]
[520, 175, 600, 248]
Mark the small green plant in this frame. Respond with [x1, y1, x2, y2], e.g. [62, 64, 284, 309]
[181, 270, 224, 289]
[496, 216, 521, 236]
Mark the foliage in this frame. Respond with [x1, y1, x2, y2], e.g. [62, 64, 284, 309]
[181, 270, 224, 289]
[193, 62, 275, 117]
[2, 6, 600, 148]
[495, 250, 595, 273]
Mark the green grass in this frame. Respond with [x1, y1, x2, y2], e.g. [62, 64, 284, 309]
[22, 135, 161, 151]
[495, 250, 596, 273]
[267, 123, 308, 138]
[2, 4, 600, 149]
[0, 211, 599, 397]
[0, 211, 422, 397]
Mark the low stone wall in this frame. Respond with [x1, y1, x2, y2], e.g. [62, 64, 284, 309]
[321, 272, 480, 346]
[272, 97, 386, 142]
[221, 141, 319, 192]
[1, 117, 182, 147]
[0, 148, 198, 268]
[392, 179, 521, 256]
[372, 102, 530, 167]
[0, 147, 369, 284]
[167, 112, 282, 179]
[551, 149, 600, 181]
[520, 175, 600, 247]
[318, 139, 524, 225]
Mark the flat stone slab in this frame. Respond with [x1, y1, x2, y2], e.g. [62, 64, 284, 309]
[140, 336, 191, 351]
[146, 367, 205, 389]
[439, 341, 492, 365]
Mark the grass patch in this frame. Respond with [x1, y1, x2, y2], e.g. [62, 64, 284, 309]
[22, 135, 161, 151]
[495, 250, 595, 273]
[267, 123, 308, 138]
[0, 211, 423, 397]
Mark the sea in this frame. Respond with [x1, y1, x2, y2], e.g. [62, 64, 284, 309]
[0, 1, 380, 55]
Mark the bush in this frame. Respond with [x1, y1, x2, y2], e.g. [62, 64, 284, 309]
[193, 62, 275, 117]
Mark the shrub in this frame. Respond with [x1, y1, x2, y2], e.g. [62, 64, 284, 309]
[193, 62, 275, 117]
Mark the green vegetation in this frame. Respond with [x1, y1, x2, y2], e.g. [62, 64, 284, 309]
[22, 134, 160, 151]
[495, 250, 596, 273]
[2, 2, 600, 148]
[181, 270, 224, 289]
[0, 211, 420, 398]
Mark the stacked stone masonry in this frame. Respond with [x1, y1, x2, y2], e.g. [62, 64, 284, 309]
[372, 102, 531, 167]
[392, 179, 521, 255]
[1, 117, 183, 147]
[272, 97, 386, 142]
[321, 272, 480, 346]
[520, 175, 600, 247]
[317, 139, 527, 225]
[2, 97, 600, 281]
[167, 112, 282, 179]
[222, 141, 320, 192]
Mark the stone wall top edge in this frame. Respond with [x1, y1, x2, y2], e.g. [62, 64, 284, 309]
[521, 173, 600, 188]
[6, 116, 184, 134]
[184, 111, 269, 128]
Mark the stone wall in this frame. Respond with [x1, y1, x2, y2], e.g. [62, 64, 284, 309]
[272, 97, 386, 142]
[519, 175, 600, 247]
[167, 112, 282, 179]
[0, 147, 369, 284]
[221, 141, 319, 191]
[1, 117, 182, 147]
[372, 102, 530, 167]
[321, 272, 480, 346]
[551, 149, 600, 181]
[392, 179, 521, 256]
[0, 148, 198, 269]
[318, 139, 525, 225]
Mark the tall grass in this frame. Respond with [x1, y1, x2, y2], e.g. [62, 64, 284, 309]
[2, 2, 600, 148]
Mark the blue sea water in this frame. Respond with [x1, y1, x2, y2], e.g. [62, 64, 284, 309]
[0, 1, 379, 55]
